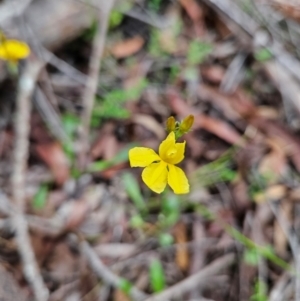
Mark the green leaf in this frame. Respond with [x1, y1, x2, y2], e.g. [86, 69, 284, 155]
[118, 278, 133, 295]
[61, 113, 79, 161]
[160, 194, 180, 227]
[149, 259, 166, 293]
[122, 172, 147, 212]
[158, 233, 174, 247]
[92, 79, 148, 125]
[148, 0, 162, 12]
[243, 248, 259, 266]
[254, 48, 272, 62]
[32, 185, 48, 209]
[61, 113, 80, 138]
[187, 41, 213, 65]
[130, 214, 144, 228]
[148, 29, 163, 57]
[250, 279, 268, 301]
[183, 66, 198, 81]
[109, 10, 124, 29]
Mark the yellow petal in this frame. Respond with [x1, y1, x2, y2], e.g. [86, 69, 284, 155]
[129, 147, 160, 167]
[167, 164, 189, 194]
[159, 132, 186, 164]
[159, 132, 176, 160]
[142, 161, 168, 194]
[0, 40, 30, 61]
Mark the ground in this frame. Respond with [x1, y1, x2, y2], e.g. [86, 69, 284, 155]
[0, 0, 299, 301]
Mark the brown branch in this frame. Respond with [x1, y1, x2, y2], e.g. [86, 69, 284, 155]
[78, 1, 115, 169]
[80, 240, 148, 301]
[11, 59, 49, 301]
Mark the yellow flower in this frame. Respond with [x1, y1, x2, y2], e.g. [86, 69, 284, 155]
[129, 132, 189, 194]
[0, 39, 30, 62]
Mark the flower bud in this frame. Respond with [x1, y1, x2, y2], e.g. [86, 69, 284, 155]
[166, 116, 176, 132]
[179, 115, 194, 133]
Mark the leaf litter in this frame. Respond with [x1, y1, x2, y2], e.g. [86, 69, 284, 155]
[1, 0, 300, 300]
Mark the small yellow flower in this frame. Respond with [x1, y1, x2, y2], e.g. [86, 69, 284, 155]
[0, 39, 30, 62]
[129, 132, 189, 194]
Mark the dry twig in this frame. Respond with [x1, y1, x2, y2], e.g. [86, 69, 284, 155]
[80, 240, 148, 301]
[79, 0, 115, 168]
[11, 59, 49, 301]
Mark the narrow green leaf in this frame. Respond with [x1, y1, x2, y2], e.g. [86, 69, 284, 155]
[32, 185, 48, 209]
[254, 48, 272, 62]
[159, 233, 174, 247]
[88, 143, 137, 172]
[118, 278, 133, 295]
[130, 214, 144, 228]
[243, 248, 259, 266]
[122, 172, 146, 212]
[149, 259, 166, 293]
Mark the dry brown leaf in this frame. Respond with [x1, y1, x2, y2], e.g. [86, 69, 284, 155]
[201, 65, 225, 84]
[158, 28, 177, 54]
[157, 6, 181, 54]
[114, 289, 131, 301]
[272, 1, 300, 23]
[64, 201, 90, 230]
[199, 115, 243, 145]
[102, 135, 119, 161]
[110, 36, 144, 59]
[91, 122, 115, 159]
[251, 118, 300, 172]
[274, 200, 293, 258]
[47, 242, 79, 281]
[132, 114, 165, 139]
[231, 175, 251, 215]
[289, 188, 300, 202]
[180, 0, 202, 21]
[35, 142, 70, 185]
[100, 162, 127, 179]
[253, 185, 287, 204]
[179, 0, 205, 35]
[30, 233, 54, 266]
[258, 138, 288, 183]
[0, 130, 13, 159]
[174, 221, 189, 272]
[256, 106, 279, 119]
[195, 85, 300, 172]
[0, 264, 27, 301]
[168, 91, 242, 145]
[198, 85, 245, 121]
[185, 133, 205, 158]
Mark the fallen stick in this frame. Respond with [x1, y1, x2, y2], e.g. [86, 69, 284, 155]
[80, 240, 148, 301]
[78, 0, 115, 169]
[11, 59, 49, 301]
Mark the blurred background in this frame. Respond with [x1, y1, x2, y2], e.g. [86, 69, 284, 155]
[0, 0, 300, 300]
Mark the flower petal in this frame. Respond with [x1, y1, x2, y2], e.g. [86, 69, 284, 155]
[159, 132, 176, 161]
[0, 40, 30, 61]
[129, 147, 160, 167]
[142, 161, 168, 194]
[159, 132, 186, 164]
[168, 141, 186, 165]
[167, 164, 189, 194]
